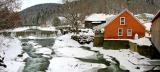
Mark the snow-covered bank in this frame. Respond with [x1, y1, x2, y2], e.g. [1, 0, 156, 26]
[0, 35, 24, 72]
[130, 37, 152, 46]
[50, 33, 159, 72]
[55, 47, 98, 59]
[91, 48, 152, 72]
[48, 34, 107, 72]
[53, 34, 81, 48]
[47, 57, 106, 72]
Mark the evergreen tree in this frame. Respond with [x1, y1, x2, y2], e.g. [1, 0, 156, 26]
[52, 16, 61, 26]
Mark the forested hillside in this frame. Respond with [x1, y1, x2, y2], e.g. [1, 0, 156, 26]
[20, 3, 61, 26]
[20, 0, 160, 26]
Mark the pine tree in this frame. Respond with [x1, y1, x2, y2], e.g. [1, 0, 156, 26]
[52, 16, 61, 26]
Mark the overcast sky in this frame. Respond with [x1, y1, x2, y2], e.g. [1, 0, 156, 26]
[21, 0, 62, 10]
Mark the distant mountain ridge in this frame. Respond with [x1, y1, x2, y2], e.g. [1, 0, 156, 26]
[20, 0, 160, 26]
[20, 3, 61, 26]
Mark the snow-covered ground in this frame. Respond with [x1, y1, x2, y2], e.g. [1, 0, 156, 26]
[48, 33, 159, 72]
[0, 35, 25, 72]
[130, 37, 152, 46]
[48, 57, 106, 72]
[91, 48, 153, 72]
[48, 34, 106, 72]
[0, 28, 159, 72]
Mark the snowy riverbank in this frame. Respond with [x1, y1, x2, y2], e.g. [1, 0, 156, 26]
[47, 34, 106, 72]
[48, 33, 159, 72]
[0, 36, 24, 72]
[0, 33, 159, 72]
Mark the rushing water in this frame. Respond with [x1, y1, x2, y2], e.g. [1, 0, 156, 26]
[21, 38, 55, 72]
[20, 38, 128, 72]
[79, 46, 129, 72]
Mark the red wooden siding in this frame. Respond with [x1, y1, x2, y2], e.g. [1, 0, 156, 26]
[104, 10, 145, 39]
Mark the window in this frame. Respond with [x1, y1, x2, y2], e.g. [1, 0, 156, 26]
[127, 29, 132, 36]
[120, 17, 125, 25]
[118, 28, 123, 36]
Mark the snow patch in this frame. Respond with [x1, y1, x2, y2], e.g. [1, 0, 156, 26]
[130, 37, 152, 46]
[47, 57, 106, 72]
[55, 47, 97, 59]
[144, 22, 152, 31]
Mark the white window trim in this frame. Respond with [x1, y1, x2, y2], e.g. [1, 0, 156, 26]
[120, 17, 125, 25]
[127, 29, 132, 36]
[118, 28, 123, 36]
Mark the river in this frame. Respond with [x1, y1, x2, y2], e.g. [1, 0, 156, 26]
[20, 38, 127, 72]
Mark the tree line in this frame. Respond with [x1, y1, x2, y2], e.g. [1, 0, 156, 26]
[0, 0, 21, 30]
[58, 0, 160, 34]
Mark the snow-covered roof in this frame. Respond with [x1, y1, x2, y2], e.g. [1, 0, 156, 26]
[58, 16, 67, 22]
[144, 22, 152, 31]
[85, 13, 108, 21]
[93, 15, 116, 30]
[143, 13, 155, 18]
[135, 13, 154, 23]
[130, 37, 152, 46]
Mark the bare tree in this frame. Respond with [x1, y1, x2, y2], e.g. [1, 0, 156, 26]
[0, 0, 21, 30]
[59, 0, 91, 34]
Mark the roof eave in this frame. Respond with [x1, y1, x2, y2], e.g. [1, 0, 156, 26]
[151, 10, 160, 23]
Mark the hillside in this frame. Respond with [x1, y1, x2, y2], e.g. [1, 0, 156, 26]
[20, 0, 160, 26]
[20, 3, 61, 26]
[77, 0, 160, 14]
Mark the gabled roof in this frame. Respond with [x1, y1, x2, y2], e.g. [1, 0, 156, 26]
[151, 10, 160, 22]
[104, 9, 145, 28]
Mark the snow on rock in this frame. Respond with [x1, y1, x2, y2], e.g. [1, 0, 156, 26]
[144, 22, 152, 31]
[53, 34, 81, 48]
[27, 41, 39, 47]
[50, 33, 156, 72]
[47, 57, 106, 72]
[16, 53, 29, 62]
[53, 33, 97, 59]
[0, 37, 22, 60]
[79, 29, 94, 36]
[55, 47, 97, 59]
[130, 37, 152, 46]
[5, 61, 25, 72]
[0, 35, 24, 72]
[35, 47, 52, 55]
[91, 48, 152, 72]
[49, 34, 106, 72]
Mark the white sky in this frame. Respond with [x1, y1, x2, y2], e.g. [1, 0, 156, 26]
[21, 0, 62, 10]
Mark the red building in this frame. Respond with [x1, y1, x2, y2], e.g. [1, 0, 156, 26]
[104, 9, 145, 39]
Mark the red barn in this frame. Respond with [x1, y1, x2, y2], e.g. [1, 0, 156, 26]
[104, 9, 145, 39]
